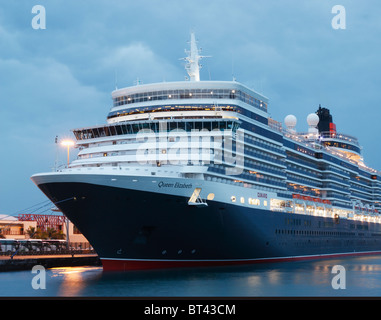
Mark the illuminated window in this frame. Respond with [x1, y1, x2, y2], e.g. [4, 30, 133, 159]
[207, 193, 215, 200]
[240, 197, 245, 204]
[231, 196, 236, 202]
[249, 198, 260, 206]
[263, 201, 268, 207]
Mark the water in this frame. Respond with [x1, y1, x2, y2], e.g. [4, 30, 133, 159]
[2, 255, 381, 297]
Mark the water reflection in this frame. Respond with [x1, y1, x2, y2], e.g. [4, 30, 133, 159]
[12, 255, 381, 297]
[48, 266, 103, 296]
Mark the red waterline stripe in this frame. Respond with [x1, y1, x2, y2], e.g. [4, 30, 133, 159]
[101, 251, 381, 271]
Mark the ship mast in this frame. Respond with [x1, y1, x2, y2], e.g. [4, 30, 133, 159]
[183, 32, 208, 82]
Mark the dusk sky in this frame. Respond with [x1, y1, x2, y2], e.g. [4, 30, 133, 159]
[0, 0, 380, 215]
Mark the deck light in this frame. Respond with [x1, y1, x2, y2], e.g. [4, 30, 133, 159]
[61, 140, 75, 166]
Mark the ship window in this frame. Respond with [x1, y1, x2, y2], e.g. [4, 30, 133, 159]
[249, 198, 260, 206]
[240, 197, 245, 204]
[194, 122, 203, 130]
[207, 193, 215, 200]
[231, 196, 236, 202]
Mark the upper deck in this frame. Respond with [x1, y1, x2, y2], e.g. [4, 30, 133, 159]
[109, 81, 269, 121]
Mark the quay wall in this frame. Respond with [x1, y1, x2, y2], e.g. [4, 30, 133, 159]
[0, 254, 101, 272]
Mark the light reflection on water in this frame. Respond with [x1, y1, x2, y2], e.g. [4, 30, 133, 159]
[2, 255, 381, 297]
[49, 266, 103, 296]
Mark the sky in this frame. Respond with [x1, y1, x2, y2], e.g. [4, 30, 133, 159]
[0, 0, 380, 215]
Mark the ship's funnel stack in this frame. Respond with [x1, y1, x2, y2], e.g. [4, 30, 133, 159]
[316, 105, 336, 133]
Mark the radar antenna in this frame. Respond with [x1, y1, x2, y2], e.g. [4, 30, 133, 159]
[181, 32, 210, 81]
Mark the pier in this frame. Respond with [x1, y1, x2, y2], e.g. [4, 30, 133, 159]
[0, 254, 101, 272]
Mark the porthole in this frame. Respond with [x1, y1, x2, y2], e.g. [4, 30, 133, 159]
[207, 193, 215, 200]
[231, 196, 236, 202]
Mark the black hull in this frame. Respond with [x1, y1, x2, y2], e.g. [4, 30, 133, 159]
[36, 181, 381, 271]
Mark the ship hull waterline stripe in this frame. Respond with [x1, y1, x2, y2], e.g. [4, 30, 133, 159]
[100, 250, 381, 271]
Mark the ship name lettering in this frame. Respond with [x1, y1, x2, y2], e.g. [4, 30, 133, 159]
[158, 181, 174, 188]
[158, 181, 193, 189]
[257, 193, 267, 198]
[174, 182, 193, 188]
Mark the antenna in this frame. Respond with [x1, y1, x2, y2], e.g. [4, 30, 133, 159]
[134, 78, 143, 86]
[54, 135, 58, 171]
[180, 32, 211, 81]
[232, 54, 235, 81]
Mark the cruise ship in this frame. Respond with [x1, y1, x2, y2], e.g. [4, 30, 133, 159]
[31, 34, 381, 271]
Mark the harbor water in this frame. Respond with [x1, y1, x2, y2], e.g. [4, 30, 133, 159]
[2, 255, 381, 297]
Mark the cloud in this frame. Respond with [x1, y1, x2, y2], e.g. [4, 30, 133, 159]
[0, 55, 109, 214]
[99, 42, 184, 86]
[0, 57, 107, 131]
[0, 26, 22, 57]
